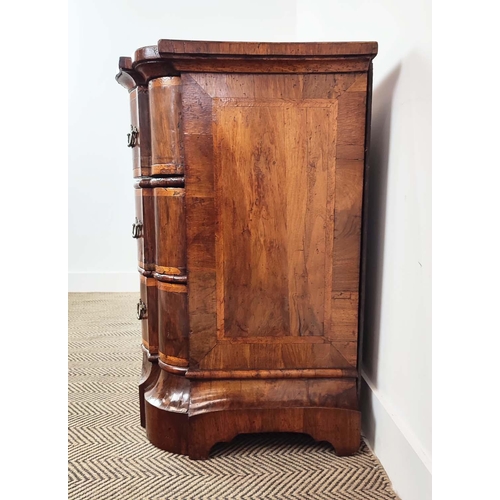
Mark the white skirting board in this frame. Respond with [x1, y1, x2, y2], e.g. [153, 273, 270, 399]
[68, 273, 138, 292]
[360, 372, 432, 500]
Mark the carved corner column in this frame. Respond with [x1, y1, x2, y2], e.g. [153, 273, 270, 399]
[141, 76, 192, 448]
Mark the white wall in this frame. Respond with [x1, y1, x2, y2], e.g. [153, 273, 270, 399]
[70, 2, 431, 498]
[68, 0, 296, 291]
[295, 2, 431, 499]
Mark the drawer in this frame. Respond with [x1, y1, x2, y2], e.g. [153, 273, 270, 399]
[157, 281, 189, 367]
[154, 187, 186, 276]
[129, 86, 152, 177]
[138, 274, 158, 354]
[133, 186, 155, 272]
[149, 77, 184, 176]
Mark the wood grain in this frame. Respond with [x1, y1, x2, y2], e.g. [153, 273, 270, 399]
[144, 370, 190, 455]
[183, 74, 217, 370]
[129, 86, 151, 177]
[158, 40, 378, 57]
[117, 40, 377, 459]
[154, 187, 186, 275]
[149, 77, 184, 175]
[188, 408, 361, 459]
[216, 102, 290, 339]
[189, 378, 357, 416]
[185, 73, 366, 370]
[127, 41, 378, 82]
[133, 187, 155, 272]
[116, 56, 145, 91]
[185, 368, 357, 379]
[158, 285, 189, 364]
[134, 188, 144, 267]
[139, 346, 160, 428]
[139, 274, 158, 354]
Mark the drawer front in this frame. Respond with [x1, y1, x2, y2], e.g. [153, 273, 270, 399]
[129, 86, 152, 177]
[134, 187, 155, 272]
[157, 282, 189, 367]
[133, 188, 144, 268]
[149, 77, 184, 176]
[154, 187, 186, 276]
[139, 275, 158, 354]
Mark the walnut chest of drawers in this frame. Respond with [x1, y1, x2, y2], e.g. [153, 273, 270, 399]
[116, 39, 377, 459]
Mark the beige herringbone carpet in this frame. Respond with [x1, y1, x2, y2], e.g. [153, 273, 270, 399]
[68, 293, 399, 500]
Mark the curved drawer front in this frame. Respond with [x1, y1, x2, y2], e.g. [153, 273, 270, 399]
[134, 187, 155, 271]
[157, 282, 189, 367]
[129, 86, 152, 177]
[154, 187, 186, 276]
[139, 274, 158, 354]
[149, 77, 184, 176]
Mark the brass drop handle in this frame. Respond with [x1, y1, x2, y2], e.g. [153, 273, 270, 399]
[137, 299, 147, 320]
[127, 125, 138, 148]
[132, 217, 143, 238]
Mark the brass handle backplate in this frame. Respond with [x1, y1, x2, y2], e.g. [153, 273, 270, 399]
[127, 125, 138, 148]
[132, 217, 143, 238]
[137, 299, 147, 320]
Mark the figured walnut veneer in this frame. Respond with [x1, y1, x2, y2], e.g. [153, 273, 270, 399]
[116, 39, 377, 459]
